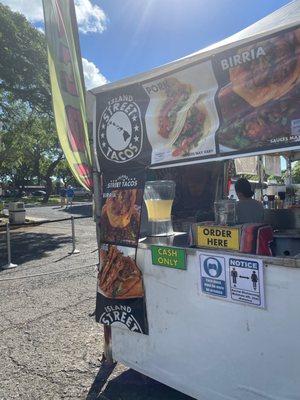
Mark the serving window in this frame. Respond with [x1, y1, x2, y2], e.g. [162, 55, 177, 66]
[140, 158, 300, 260]
[147, 161, 223, 226]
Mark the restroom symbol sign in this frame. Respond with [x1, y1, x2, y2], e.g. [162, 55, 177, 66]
[228, 257, 264, 306]
[200, 255, 226, 297]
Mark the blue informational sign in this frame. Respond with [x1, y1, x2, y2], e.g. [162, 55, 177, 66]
[199, 252, 265, 308]
[200, 255, 226, 297]
[228, 257, 261, 306]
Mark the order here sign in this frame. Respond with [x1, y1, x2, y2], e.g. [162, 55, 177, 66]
[196, 226, 240, 251]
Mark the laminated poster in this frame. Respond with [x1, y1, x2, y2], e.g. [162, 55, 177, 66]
[95, 26, 300, 170]
[215, 26, 300, 154]
[96, 244, 148, 334]
[100, 171, 145, 247]
[143, 61, 219, 165]
[96, 171, 148, 335]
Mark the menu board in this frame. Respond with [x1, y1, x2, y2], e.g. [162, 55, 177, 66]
[95, 25, 300, 169]
[215, 27, 300, 154]
[95, 169, 148, 334]
[142, 61, 218, 164]
[100, 171, 145, 247]
[96, 244, 148, 334]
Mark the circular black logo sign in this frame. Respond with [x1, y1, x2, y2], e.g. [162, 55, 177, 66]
[98, 95, 143, 163]
[204, 257, 222, 278]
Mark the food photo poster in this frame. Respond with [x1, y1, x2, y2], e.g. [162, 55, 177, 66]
[214, 26, 300, 154]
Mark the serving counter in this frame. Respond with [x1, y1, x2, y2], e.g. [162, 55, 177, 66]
[110, 239, 300, 400]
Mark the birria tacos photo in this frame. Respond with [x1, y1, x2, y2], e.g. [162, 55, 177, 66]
[98, 245, 144, 299]
[229, 28, 300, 108]
[103, 189, 137, 228]
[217, 84, 300, 150]
[101, 188, 141, 245]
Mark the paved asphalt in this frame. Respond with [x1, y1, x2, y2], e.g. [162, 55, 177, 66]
[0, 204, 195, 400]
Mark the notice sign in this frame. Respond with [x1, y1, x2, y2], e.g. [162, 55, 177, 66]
[151, 246, 186, 270]
[229, 257, 263, 307]
[197, 226, 240, 250]
[199, 252, 265, 308]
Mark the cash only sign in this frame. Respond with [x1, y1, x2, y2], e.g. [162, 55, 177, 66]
[151, 246, 187, 270]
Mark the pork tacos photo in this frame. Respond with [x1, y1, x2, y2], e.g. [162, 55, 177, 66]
[98, 245, 144, 299]
[157, 76, 192, 141]
[171, 96, 209, 158]
[143, 60, 219, 163]
[145, 77, 198, 150]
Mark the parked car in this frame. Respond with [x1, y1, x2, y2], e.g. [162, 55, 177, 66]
[32, 190, 46, 196]
[3, 189, 25, 198]
[73, 188, 91, 197]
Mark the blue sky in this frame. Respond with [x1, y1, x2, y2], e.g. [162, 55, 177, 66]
[2, 0, 292, 87]
[2, 0, 291, 170]
[80, 0, 291, 84]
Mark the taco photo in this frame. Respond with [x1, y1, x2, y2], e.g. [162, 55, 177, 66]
[171, 96, 210, 157]
[156, 76, 192, 142]
[217, 27, 300, 151]
[228, 28, 300, 108]
[217, 84, 300, 150]
[143, 62, 219, 163]
[98, 245, 144, 299]
[100, 188, 142, 245]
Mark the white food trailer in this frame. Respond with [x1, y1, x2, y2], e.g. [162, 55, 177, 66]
[89, 2, 300, 399]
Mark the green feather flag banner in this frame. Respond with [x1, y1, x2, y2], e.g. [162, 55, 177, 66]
[43, 0, 92, 189]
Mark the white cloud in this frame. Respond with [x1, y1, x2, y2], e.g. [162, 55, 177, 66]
[75, 0, 107, 34]
[82, 58, 108, 89]
[1, 0, 44, 22]
[36, 26, 45, 34]
[2, 0, 107, 34]
[1, 1, 108, 88]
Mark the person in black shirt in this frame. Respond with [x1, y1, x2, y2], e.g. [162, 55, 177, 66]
[235, 178, 264, 224]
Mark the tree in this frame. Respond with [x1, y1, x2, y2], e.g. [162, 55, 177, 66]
[292, 161, 300, 184]
[55, 159, 78, 187]
[0, 4, 73, 200]
[0, 3, 51, 114]
[0, 98, 64, 201]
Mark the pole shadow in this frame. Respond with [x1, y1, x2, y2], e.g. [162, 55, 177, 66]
[0, 231, 72, 268]
[61, 203, 93, 217]
[86, 361, 117, 400]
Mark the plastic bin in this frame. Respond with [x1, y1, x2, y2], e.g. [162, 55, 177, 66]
[8, 202, 26, 224]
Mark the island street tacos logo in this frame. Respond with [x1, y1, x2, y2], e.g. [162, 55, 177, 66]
[99, 304, 143, 333]
[98, 95, 143, 163]
[96, 291, 148, 334]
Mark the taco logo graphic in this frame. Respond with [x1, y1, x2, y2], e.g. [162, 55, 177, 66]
[98, 95, 143, 163]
